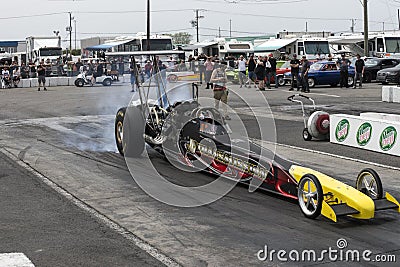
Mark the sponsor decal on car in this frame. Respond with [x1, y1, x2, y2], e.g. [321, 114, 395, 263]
[356, 122, 372, 146]
[380, 126, 397, 151]
[186, 139, 268, 180]
[335, 119, 350, 142]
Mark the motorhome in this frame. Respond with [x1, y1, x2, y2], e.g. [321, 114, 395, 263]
[255, 35, 331, 60]
[329, 32, 400, 58]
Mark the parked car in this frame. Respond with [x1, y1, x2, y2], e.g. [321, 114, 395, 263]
[362, 58, 400, 82]
[284, 61, 355, 88]
[376, 64, 400, 84]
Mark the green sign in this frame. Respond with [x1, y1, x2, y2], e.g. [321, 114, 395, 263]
[335, 119, 350, 142]
[356, 122, 372, 146]
[380, 126, 397, 151]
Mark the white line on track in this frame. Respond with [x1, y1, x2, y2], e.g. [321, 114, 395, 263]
[0, 253, 35, 267]
[305, 92, 341, 98]
[0, 148, 181, 267]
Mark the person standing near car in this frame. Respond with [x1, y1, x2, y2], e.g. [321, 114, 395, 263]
[300, 55, 310, 93]
[289, 54, 300, 91]
[337, 54, 350, 88]
[237, 55, 247, 88]
[37, 60, 47, 91]
[254, 61, 266, 90]
[210, 62, 230, 120]
[197, 53, 207, 84]
[204, 57, 214, 89]
[247, 54, 257, 87]
[353, 54, 365, 89]
[268, 53, 278, 88]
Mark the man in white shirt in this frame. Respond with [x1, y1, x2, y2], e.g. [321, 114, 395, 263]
[237, 55, 247, 88]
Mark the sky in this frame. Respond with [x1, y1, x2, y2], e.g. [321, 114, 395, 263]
[1, 0, 400, 46]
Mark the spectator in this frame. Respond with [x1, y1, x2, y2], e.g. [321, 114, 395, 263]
[237, 55, 247, 88]
[129, 61, 139, 92]
[20, 62, 28, 79]
[204, 57, 214, 89]
[28, 60, 36, 78]
[118, 57, 125, 76]
[289, 54, 300, 91]
[267, 53, 278, 88]
[247, 54, 257, 88]
[188, 55, 195, 72]
[2, 65, 11, 88]
[336, 54, 350, 88]
[254, 61, 266, 91]
[197, 53, 207, 84]
[37, 60, 47, 91]
[168, 56, 176, 70]
[210, 62, 230, 120]
[263, 56, 272, 89]
[353, 54, 365, 89]
[144, 60, 153, 80]
[75, 58, 83, 74]
[300, 56, 310, 93]
[327, 54, 333, 61]
[12, 66, 21, 87]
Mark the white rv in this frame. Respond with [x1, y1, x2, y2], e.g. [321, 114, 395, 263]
[255, 35, 331, 59]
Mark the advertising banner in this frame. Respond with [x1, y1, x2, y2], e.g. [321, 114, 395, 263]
[330, 113, 400, 156]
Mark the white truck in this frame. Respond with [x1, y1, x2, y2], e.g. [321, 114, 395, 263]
[26, 36, 62, 75]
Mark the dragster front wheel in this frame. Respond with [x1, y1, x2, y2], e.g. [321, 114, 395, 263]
[298, 174, 323, 219]
[356, 168, 383, 200]
[303, 128, 312, 141]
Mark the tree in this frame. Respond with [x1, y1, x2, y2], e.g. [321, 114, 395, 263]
[170, 32, 192, 45]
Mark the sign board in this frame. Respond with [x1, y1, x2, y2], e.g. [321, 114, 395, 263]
[330, 113, 400, 156]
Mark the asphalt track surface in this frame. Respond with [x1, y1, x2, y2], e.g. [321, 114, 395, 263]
[0, 82, 399, 266]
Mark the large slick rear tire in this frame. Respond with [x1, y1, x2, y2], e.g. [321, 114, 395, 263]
[115, 107, 126, 156]
[123, 106, 145, 158]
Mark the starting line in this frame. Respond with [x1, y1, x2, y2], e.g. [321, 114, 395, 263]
[0, 253, 35, 267]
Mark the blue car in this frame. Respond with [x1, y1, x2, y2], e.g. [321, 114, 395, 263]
[284, 61, 355, 88]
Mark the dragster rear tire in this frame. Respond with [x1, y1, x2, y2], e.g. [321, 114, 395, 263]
[122, 106, 145, 158]
[115, 107, 126, 156]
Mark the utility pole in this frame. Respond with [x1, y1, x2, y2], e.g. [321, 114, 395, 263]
[398, 9, 400, 30]
[69, 12, 72, 58]
[382, 22, 385, 32]
[363, 0, 368, 57]
[351, 19, 355, 33]
[74, 19, 77, 51]
[219, 27, 221, 38]
[196, 9, 200, 42]
[229, 19, 232, 38]
[305, 21, 308, 32]
[147, 0, 150, 51]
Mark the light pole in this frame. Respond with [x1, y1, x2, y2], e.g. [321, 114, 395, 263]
[147, 0, 150, 51]
[74, 19, 77, 51]
[363, 0, 369, 57]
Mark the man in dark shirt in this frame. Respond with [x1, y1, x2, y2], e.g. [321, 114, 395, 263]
[197, 53, 207, 84]
[301, 56, 310, 93]
[289, 54, 300, 91]
[353, 54, 365, 89]
[247, 54, 257, 87]
[267, 53, 278, 88]
[336, 54, 350, 88]
[37, 60, 47, 91]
